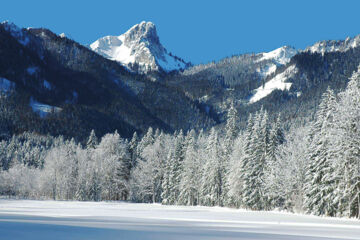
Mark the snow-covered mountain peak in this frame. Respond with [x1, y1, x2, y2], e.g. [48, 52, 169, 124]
[258, 46, 297, 65]
[125, 21, 159, 44]
[90, 21, 189, 74]
[305, 35, 360, 54]
[255, 46, 297, 78]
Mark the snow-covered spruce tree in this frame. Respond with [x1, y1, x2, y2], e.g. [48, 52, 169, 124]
[226, 134, 245, 208]
[259, 109, 272, 209]
[222, 101, 239, 205]
[130, 128, 156, 201]
[95, 131, 131, 200]
[86, 129, 98, 149]
[224, 101, 239, 157]
[238, 113, 254, 207]
[161, 147, 174, 205]
[135, 127, 155, 163]
[74, 146, 92, 201]
[171, 130, 185, 204]
[332, 67, 360, 218]
[73, 130, 100, 201]
[267, 125, 310, 212]
[178, 129, 200, 206]
[130, 131, 168, 203]
[264, 113, 285, 209]
[241, 109, 269, 210]
[161, 130, 184, 205]
[303, 88, 338, 216]
[200, 127, 224, 206]
[129, 132, 139, 168]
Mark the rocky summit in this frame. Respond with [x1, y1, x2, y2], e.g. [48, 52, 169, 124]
[90, 21, 190, 73]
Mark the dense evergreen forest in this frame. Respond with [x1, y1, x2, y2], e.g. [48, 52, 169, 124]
[1, 66, 359, 219]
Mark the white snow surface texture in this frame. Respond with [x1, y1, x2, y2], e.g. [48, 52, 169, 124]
[0, 200, 359, 240]
[255, 46, 297, 79]
[257, 46, 297, 65]
[90, 21, 186, 73]
[250, 65, 297, 103]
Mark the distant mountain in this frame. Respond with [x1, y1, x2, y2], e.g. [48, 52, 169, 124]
[90, 21, 190, 74]
[1, 20, 360, 140]
[166, 38, 360, 125]
[305, 35, 360, 54]
[0, 21, 213, 141]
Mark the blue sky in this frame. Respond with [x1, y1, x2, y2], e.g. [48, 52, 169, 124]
[1, 0, 360, 64]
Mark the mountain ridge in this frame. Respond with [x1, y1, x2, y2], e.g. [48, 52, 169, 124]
[1, 20, 360, 141]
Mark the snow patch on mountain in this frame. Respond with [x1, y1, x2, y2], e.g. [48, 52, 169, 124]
[257, 64, 277, 77]
[0, 78, 15, 94]
[90, 21, 188, 73]
[305, 35, 360, 54]
[30, 98, 62, 118]
[90, 35, 135, 65]
[43, 80, 51, 90]
[27, 66, 39, 76]
[250, 65, 297, 103]
[255, 46, 297, 79]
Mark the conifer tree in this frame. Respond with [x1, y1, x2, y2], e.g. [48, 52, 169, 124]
[264, 113, 285, 208]
[226, 134, 245, 207]
[178, 129, 199, 205]
[86, 130, 98, 149]
[129, 132, 139, 168]
[332, 68, 360, 218]
[241, 109, 269, 210]
[222, 101, 239, 204]
[201, 128, 224, 206]
[304, 88, 338, 216]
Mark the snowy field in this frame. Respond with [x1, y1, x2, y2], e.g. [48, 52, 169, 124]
[0, 200, 359, 240]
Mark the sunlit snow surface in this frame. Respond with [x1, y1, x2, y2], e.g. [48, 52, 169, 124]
[305, 35, 360, 54]
[255, 46, 297, 79]
[0, 200, 359, 240]
[90, 21, 186, 73]
[257, 64, 277, 78]
[250, 65, 297, 103]
[257, 46, 297, 65]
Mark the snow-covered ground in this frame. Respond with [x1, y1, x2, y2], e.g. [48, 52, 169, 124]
[0, 200, 359, 240]
[250, 65, 297, 103]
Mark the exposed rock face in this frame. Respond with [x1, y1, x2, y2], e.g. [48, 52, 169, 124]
[90, 21, 189, 73]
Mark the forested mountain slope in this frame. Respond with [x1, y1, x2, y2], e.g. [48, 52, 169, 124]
[165, 41, 360, 128]
[0, 22, 213, 141]
[1, 21, 360, 141]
